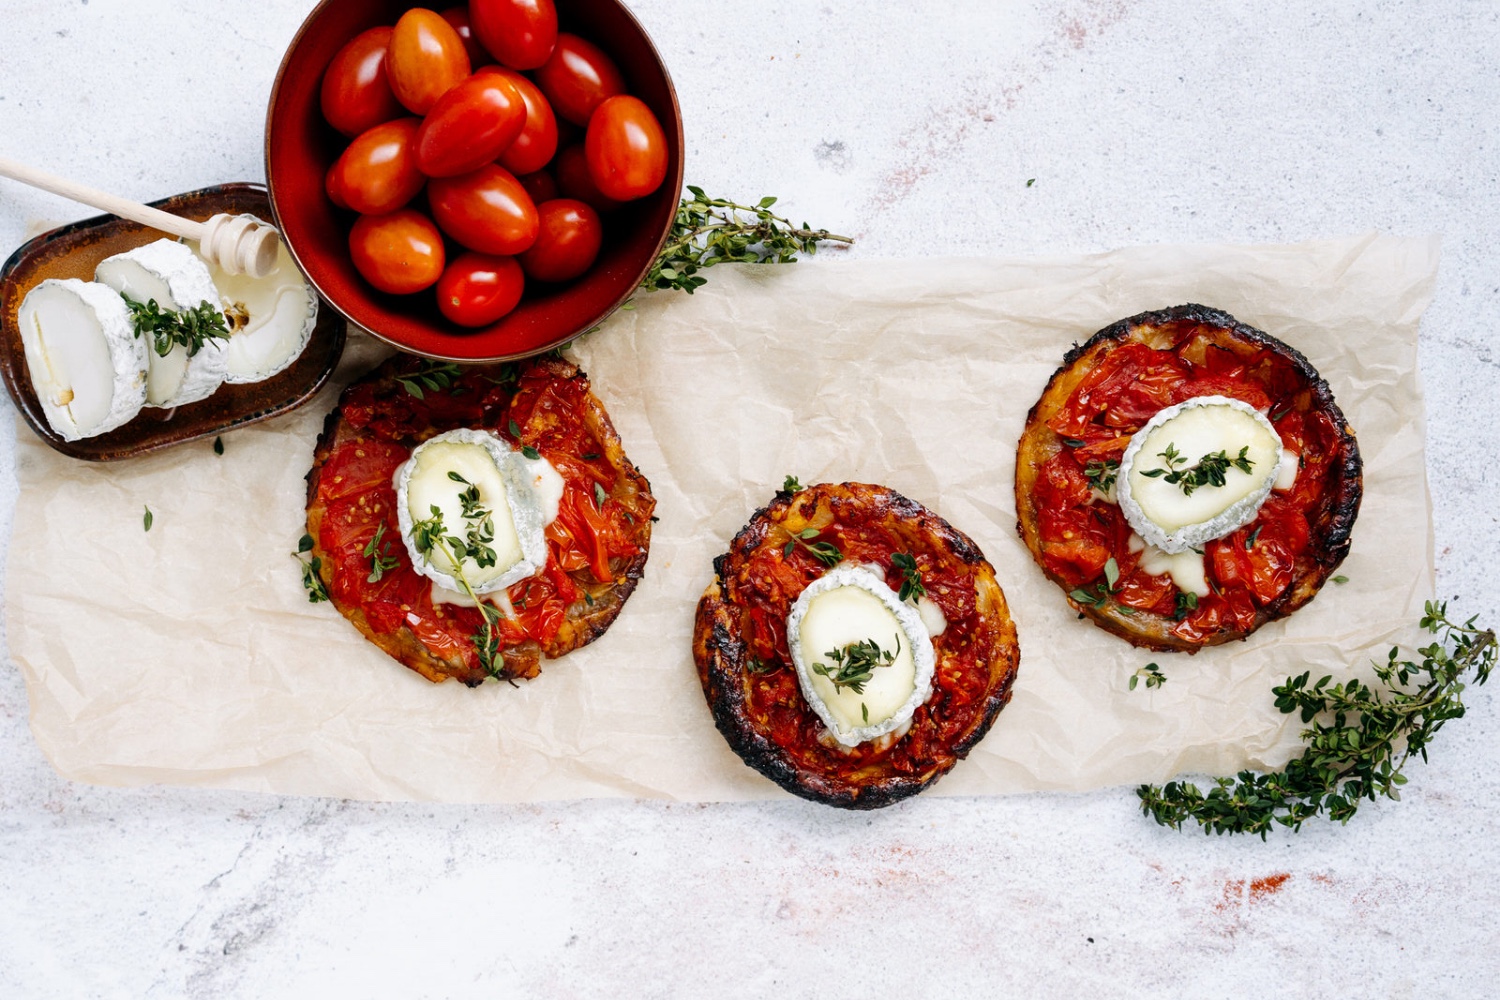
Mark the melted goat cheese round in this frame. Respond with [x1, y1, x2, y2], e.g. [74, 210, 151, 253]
[787, 566, 936, 747]
[395, 428, 561, 595]
[1116, 395, 1283, 554]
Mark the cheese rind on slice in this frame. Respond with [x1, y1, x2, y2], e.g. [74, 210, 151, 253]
[1117, 395, 1283, 554]
[189, 218, 319, 384]
[94, 239, 229, 408]
[787, 566, 936, 747]
[17, 278, 148, 440]
[395, 428, 553, 594]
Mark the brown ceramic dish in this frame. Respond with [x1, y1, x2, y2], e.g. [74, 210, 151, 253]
[0, 182, 346, 461]
[265, 0, 685, 364]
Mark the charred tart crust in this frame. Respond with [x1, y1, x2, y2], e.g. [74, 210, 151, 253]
[694, 482, 1020, 809]
[306, 355, 654, 685]
[1015, 304, 1362, 652]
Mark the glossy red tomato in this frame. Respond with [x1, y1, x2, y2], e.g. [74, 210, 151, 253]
[532, 32, 625, 125]
[553, 144, 622, 213]
[584, 95, 668, 201]
[415, 72, 526, 178]
[517, 170, 559, 204]
[475, 67, 559, 176]
[387, 8, 471, 115]
[320, 27, 404, 137]
[325, 162, 350, 210]
[428, 163, 540, 255]
[469, 0, 557, 70]
[349, 210, 446, 294]
[328, 118, 425, 215]
[436, 252, 525, 326]
[440, 6, 489, 68]
[518, 199, 602, 283]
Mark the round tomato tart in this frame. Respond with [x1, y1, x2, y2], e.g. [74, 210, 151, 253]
[305, 354, 654, 685]
[694, 482, 1020, 809]
[1015, 304, 1361, 652]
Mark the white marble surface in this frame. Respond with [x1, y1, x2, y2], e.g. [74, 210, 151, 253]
[2, 1, 1497, 996]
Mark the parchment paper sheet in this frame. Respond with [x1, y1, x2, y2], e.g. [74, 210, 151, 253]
[6, 232, 1438, 802]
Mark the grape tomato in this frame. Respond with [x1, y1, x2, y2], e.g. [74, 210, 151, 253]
[475, 66, 559, 176]
[428, 163, 540, 255]
[437, 252, 526, 327]
[320, 27, 404, 137]
[415, 72, 527, 178]
[329, 118, 426, 215]
[532, 32, 625, 126]
[387, 8, 472, 115]
[584, 96, 668, 201]
[440, 6, 489, 68]
[519, 199, 602, 283]
[349, 210, 447, 295]
[469, 0, 558, 71]
[554, 144, 622, 214]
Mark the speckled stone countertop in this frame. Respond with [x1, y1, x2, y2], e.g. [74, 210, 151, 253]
[2, 2, 1497, 996]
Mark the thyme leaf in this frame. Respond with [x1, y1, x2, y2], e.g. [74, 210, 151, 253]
[123, 296, 230, 358]
[396, 361, 463, 399]
[892, 552, 925, 603]
[293, 534, 329, 604]
[1137, 601, 1496, 836]
[409, 504, 506, 679]
[1084, 459, 1119, 494]
[362, 523, 401, 584]
[1141, 443, 1255, 496]
[812, 634, 901, 696]
[1130, 662, 1167, 691]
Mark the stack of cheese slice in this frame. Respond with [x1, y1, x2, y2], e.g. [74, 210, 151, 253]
[18, 229, 320, 442]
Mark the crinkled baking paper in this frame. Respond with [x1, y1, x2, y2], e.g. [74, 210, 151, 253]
[6, 232, 1438, 802]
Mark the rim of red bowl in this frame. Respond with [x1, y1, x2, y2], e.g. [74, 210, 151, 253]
[265, 0, 684, 363]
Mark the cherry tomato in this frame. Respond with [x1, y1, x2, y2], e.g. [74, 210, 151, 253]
[469, 0, 558, 71]
[387, 8, 472, 115]
[532, 32, 625, 126]
[440, 6, 489, 68]
[553, 144, 622, 213]
[428, 163, 539, 255]
[321, 27, 404, 137]
[475, 67, 559, 176]
[517, 170, 559, 204]
[328, 118, 426, 215]
[349, 210, 446, 294]
[519, 199, 602, 283]
[584, 95, 668, 201]
[436, 252, 525, 326]
[415, 72, 526, 178]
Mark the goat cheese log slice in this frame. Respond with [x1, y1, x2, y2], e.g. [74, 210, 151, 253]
[695, 482, 1020, 809]
[191, 219, 319, 384]
[94, 239, 229, 407]
[17, 278, 148, 441]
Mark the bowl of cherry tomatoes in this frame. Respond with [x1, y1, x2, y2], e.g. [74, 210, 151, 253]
[266, 0, 684, 361]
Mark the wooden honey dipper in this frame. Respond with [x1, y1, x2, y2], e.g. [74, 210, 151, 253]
[0, 155, 280, 278]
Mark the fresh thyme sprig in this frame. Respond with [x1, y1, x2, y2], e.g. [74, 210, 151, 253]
[409, 505, 505, 679]
[1084, 459, 1119, 494]
[782, 475, 804, 494]
[362, 523, 401, 584]
[1130, 662, 1166, 690]
[294, 533, 329, 603]
[397, 361, 464, 399]
[782, 527, 842, 568]
[813, 634, 902, 696]
[123, 296, 230, 358]
[1142, 443, 1255, 496]
[892, 552, 925, 603]
[643, 187, 853, 294]
[1137, 601, 1496, 837]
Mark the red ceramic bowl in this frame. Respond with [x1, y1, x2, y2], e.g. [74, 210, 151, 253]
[266, 0, 683, 362]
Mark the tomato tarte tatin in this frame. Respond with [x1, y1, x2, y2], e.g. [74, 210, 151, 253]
[695, 482, 1020, 809]
[1015, 304, 1361, 652]
[306, 354, 653, 685]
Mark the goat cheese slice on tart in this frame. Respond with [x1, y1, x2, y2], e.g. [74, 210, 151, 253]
[787, 565, 936, 747]
[395, 428, 564, 595]
[1116, 395, 1283, 555]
